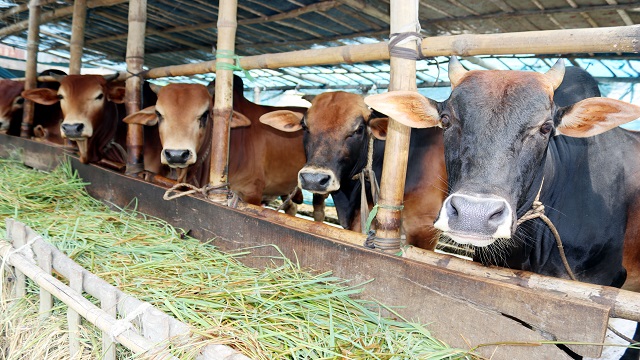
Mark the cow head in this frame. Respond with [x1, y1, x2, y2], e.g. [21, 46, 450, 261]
[0, 79, 25, 132]
[123, 83, 250, 182]
[21, 74, 125, 163]
[260, 91, 387, 194]
[365, 58, 640, 247]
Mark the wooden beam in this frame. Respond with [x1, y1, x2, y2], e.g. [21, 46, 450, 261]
[69, 0, 88, 74]
[124, 0, 147, 176]
[0, 0, 128, 39]
[208, 0, 238, 204]
[0, 0, 58, 21]
[20, 0, 40, 138]
[373, 0, 416, 252]
[337, 0, 389, 24]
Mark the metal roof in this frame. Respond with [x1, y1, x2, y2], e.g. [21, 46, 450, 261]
[0, 0, 638, 92]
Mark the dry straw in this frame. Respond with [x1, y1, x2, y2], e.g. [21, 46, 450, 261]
[0, 158, 475, 359]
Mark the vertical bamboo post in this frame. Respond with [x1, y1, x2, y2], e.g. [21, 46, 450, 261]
[20, 0, 40, 138]
[37, 248, 53, 320]
[11, 222, 27, 297]
[125, 0, 147, 175]
[373, 0, 418, 252]
[102, 289, 117, 360]
[208, 0, 238, 204]
[68, 267, 83, 358]
[68, 0, 87, 74]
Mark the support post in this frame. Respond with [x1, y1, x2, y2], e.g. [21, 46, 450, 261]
[68, 268, 83, 358]
[373, 0, 419, 252]
[68, 0, 87, 74]
[37, 248, 53, 320]
[208, 0, 238, 204]
[20, 0, 40, 138]
[124, 0, 147, 175]
[102, 289, 117, 360]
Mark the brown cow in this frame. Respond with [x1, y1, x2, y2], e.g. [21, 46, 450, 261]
[123, 78, 325, 220]
[260, 91, 446, 250]
[0, 69, 66, 144]
[22, 74, 129, 164]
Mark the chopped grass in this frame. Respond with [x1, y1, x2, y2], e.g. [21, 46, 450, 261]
[0, 158, 475, 359]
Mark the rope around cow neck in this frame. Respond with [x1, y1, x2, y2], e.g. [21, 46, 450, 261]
[516, 178, 577, 281]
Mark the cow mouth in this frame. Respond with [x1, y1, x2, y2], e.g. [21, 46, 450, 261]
[441, 231, 498, 247]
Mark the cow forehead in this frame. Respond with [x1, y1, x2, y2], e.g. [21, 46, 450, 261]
[59, 75, 107, 96]
[451, 70, 554, 125]
[307, 91, 370, 133]
[156, 84, 210, 118]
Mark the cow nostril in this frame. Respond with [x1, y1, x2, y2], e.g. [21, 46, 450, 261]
[317, 174, 330, 186]
[180, 150, 190, 160]
[446, 198, 459, 218]
[489, 208, 504, 220]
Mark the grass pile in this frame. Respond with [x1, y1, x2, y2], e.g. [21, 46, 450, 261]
[0, 158, 474, 359]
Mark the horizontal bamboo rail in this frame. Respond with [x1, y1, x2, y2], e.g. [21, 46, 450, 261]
[138, 25, 639, 80]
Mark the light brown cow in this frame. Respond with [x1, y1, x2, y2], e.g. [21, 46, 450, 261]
[0, 79, 24, 135]
[123, 79, 324, 219]
[260, 91, 446, 250]
[22, 74, 128, 164]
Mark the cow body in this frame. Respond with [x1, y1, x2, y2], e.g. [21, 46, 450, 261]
[261, 91, 446, 250]
[124, 77, 322, 218]
[22, 75, 157, 166]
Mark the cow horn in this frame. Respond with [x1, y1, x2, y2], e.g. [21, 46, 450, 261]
[544, 59, 565, 90]
[103, 73, 120, 82]
[50, 73, 66, 82]
[448, 56, 467, 89]
[149, 83, 162, 94]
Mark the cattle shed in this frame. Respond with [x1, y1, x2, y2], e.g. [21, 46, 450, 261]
[1, 0, 640, 359]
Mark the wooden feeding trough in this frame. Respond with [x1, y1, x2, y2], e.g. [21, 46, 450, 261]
[1, 0, 639, 359]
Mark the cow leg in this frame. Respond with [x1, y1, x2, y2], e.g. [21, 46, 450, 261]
[280, 194, 299, 216]
[312, 193, 326, 222]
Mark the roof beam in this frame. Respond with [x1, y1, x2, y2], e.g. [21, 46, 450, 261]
[337, 0, 390, 24]
[0, 0, 59, 21]
[0, 0, 128, 39]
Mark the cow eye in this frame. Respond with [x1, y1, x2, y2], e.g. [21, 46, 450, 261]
[155, 110, 163, 123]
[57, 94, 64, 100]
[95, 93, 104, 100]
[347, 124, 365, 138]
[199, 111, 209, 127]
[441, 114, 451, 129]
[540, 122, 553, 135]
[15, 97, 24, 105]
[300, 119, 308, 131]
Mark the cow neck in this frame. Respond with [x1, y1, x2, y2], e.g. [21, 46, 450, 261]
[347, 133, 374, 181]
[89, 101, 122, 163]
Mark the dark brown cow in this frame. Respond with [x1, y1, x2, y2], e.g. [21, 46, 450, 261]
[0, 79, 24, 135]
[260, 91, 446, 250]
[22, 74, 128, 164]
[0, 70, 66, 144]
[123, 79, 324, 219]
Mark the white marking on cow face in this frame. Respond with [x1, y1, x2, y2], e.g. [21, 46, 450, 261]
[435, 193, 513, 247]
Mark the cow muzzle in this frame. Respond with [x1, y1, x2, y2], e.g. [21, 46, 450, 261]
[0, 117, 10, 132]
[61, 123, 89, 139]
[298, 167, 339, 194]
[162, 149, 194, 168]
[434, 193, 513, 247]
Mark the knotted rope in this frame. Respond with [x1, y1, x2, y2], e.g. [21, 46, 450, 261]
[275, 187, 299, 213]
[353, 136, 379, 234]
[109, 302, 153, 342]
[163, 182, 238, 209]
[517, 178, 576, 281]
[215, 49, 255, 82]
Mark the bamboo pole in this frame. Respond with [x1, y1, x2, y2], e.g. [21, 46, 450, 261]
[68, 0, 87, 74]
[68, 268, 83, 358]
[138, 25, 639, 80]
[208, 0, 238, 204]
[37, 247, 53, 320]
[124, 0, 147, 176]
[371, 0, 418, 252]
[20, 0, 40, 138]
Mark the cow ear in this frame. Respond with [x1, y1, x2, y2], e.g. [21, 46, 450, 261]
[123, 106, 158, 126]
[368, 117, 388, 140]
[364, 91, 441, 128]
[21, 88, 59, 105]
[556, 98, 640, 138]
[259, 110, 304, 132]
[107, 86, 126, 104]
[230, 111, 251, 128]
